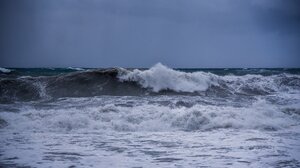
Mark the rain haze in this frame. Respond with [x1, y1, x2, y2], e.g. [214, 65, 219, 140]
[0, 0, 300, 68]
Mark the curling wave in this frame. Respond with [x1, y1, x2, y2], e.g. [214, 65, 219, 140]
[0, 63, 299, 102]
[119, 63, 217, 92]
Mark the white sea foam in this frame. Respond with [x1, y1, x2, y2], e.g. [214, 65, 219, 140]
[1, 97, 298, 133]
[67, 67, 84, 71]
[119, 63, 218, 92]
[118, 63, 300, 94]
[0, 67, 11, 73]
[1, 95, 300, 167]
[1, 66, 300, 168]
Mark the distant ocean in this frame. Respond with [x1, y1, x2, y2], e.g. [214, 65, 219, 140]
[1, 63, 300, 167]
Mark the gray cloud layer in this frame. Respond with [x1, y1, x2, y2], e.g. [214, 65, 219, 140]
[0, 0, 299, 68]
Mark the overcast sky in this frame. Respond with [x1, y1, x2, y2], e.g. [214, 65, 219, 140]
[0, 0, 299, 68]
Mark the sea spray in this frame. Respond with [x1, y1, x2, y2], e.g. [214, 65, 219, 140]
[1, 64, 300, 167]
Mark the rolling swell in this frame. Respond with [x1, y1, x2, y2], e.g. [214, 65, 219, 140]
[0, 64, 300, 102]
[0, 68, 145, 102]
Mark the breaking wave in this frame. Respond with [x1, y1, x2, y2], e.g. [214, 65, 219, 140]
[1, 98, 299, 132]
[67, 67, 85, 71]
[0, 67, 12, 73]
[0, 63, 299, 102]
[119, 63, 217, 92]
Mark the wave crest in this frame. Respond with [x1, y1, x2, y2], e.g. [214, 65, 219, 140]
[0, 67, 12, 73]
[119, 63, 218, 92]
[1, 98, 298, 132]
[0, 64, 299, 102]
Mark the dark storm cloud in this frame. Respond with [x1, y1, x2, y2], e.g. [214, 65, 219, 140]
[0, 0, 299, 68]
[250, 0, 300, 33]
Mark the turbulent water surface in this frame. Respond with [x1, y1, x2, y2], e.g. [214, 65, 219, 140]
[0, 64, 300, 167]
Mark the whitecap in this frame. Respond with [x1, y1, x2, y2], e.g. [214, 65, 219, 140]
[118, 63, 218, 92]
[68, 67, 84, 71]
[0, 67, 12, 73]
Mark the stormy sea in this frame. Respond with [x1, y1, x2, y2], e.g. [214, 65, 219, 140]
[0, 63, 300, 168]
